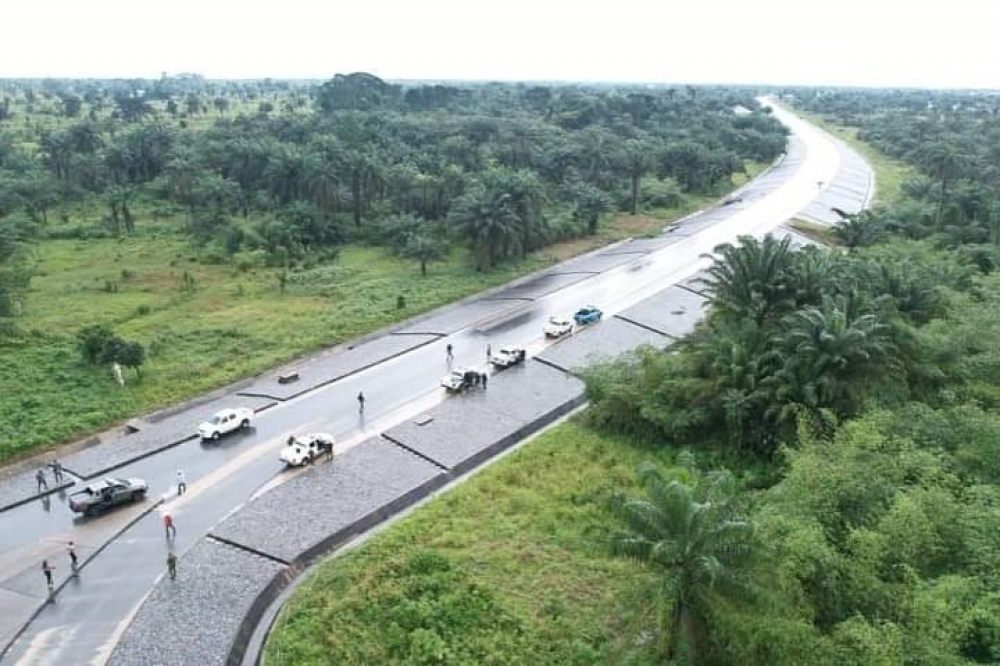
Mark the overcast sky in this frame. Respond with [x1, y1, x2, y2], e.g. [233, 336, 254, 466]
[2, 0, 997, 88]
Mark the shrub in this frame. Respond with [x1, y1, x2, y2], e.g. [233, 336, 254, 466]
[77, 324, 115, 363]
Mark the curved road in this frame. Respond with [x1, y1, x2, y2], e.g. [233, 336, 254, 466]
[0, 100, 843, 665]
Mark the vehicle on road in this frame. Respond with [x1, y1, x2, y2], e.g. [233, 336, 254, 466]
[280, 433, 335, 467]
[489, 346, 526, 370]
[573, 306, 603, 326]
[441, 367, 485, 392]
[543, 317, 574, 338]
[69, 477, 148, 516]
[198, 407, 255, 440]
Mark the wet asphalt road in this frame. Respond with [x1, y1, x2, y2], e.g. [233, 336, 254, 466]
[0, 101, 844, 665]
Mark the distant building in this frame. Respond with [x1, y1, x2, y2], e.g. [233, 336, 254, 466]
[732, 104, 752, 116]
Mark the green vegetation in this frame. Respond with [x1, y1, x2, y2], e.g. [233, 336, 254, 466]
[0, 232, 553, 460]
[0, 77, 784, 461]
[266, 422, 665, 666]
[609, 459, 757, 663]
[267, 88, 1000, 665]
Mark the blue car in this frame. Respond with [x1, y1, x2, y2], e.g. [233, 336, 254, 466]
[573, 306, 603, 326]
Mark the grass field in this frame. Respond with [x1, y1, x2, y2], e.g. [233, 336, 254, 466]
[0, 170, 753, 463]
[1, 229, 547, 461]
[264, 420, 667, 666]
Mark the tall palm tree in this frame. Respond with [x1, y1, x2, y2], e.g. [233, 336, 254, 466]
[620, 138, 652, 215]
[610, 461, 757, 663]
[448, 183, 521, 270]
[833, 210, 886, 250]
[306, 157, 343, 215]
[265, 145, 310, 205]
[921, 142, 961, 229]
[701, 234, 796, 325]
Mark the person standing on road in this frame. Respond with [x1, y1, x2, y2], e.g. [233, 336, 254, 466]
[446, 343, 453, 362]
[50, 460, 64, 484]
[67, 541, 78, 572]
[176, 470, 187, 496]
[167, 552, 178, 580]
[486, 344, 491, 362]
[482, 372, 488, 389]
[164, 513, 176, 539]
[326, 440, 334, 462]
[357, 391, 365, 413]
[36, 469, 48, 493]
[42, 560, 55, 591]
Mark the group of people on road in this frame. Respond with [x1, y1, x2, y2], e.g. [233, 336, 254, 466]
[43, 521, 179, 593]
[41, 540, 79, 594]
[34, 337, 503, 595]
[35, 459, 65, 493]
[353, 340, 500, 414]
[164, 514, 179, 579]
[36, 463, 193, 592]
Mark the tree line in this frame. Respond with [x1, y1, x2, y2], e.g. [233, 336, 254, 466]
[0, 76, 786, 327]
[590, 88, 1000, 664]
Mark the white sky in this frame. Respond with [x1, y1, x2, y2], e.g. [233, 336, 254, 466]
[2, 0, 998, 88]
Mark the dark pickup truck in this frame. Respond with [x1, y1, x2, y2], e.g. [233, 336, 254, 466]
[69, 477, 148, 516]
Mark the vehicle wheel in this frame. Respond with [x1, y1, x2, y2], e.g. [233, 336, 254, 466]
[132, 490, 145, 501]
[241, 419, 249, 429]
[211, 431, 220, 440]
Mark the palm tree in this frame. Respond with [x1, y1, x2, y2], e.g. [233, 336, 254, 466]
[697, 321, 781, 452]
[620, 139, 652, 215]
[402, 231, 447, 277]
[610, 460, 757, 663]
[265, 146, 310, 205]
[306, 157, 343, 215]
[701, 234, 796, 325]
[448, 183, 521, 270]
[921, 142, 960, 229]
[784, 246, 848, 310]
[833, 210, 886, 250]
[771, 295, 892, 423]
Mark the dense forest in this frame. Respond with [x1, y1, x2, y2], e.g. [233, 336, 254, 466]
[0, 75, 785, 460]
[576, 88, 1000, 663]
[0, 74, 785, 325]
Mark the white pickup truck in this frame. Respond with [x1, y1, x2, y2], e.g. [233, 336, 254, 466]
[489, 346, 526, 370]
[280, 433, 335, 467]
[197, 407, 255, 440]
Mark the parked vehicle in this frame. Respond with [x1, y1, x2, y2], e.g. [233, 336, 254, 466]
[279, 433, 335, 467]
[573, 306, 603, 326]
[441, 367, 484, 392]
[543, 317, 574, 338]
[489, 346, 526, 370]
[198, 407, 255, 440]
[69, 477, 148, 516]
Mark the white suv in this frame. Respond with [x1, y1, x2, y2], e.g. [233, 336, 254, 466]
[543, 317, 573, 338]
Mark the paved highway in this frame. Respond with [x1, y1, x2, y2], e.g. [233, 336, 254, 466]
[0, 100, 843, 665]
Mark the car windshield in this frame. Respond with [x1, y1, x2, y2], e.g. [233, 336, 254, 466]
[208, 414, 223, 424]
[106, 477, 124, 486]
